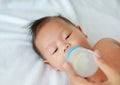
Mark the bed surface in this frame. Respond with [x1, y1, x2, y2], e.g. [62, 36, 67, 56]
[0, 0, 120, 85]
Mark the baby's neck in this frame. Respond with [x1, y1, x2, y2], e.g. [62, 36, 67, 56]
[86, 68, 107, 83]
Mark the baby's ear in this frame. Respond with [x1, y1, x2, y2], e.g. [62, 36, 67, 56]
[76, 25, 88, 38]
[76, 26, 82, 32]
[44, 60, 60, 71]
[43, 60, 49, 64]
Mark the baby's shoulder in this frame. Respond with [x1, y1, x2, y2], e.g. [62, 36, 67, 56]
[93, 38, 120, 58]
[97, 38, 119, 44]
[93, 38, 120, 69]
[94, 38, 120, 49]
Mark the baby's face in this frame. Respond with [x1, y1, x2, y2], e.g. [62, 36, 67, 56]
[35, 18, 92, 70]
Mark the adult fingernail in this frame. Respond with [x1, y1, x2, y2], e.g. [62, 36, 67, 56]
[94, 50, 101, 58]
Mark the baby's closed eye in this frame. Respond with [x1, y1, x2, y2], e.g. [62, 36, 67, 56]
[65, 33, 71, 40]
[53, 48, 58, 54]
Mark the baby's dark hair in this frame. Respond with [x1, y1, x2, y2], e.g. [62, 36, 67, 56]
[29, 15, 76, 59]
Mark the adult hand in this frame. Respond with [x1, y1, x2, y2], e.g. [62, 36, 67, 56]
[63, 50, 120, 85]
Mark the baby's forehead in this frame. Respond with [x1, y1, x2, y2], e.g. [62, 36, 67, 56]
[36, 17, 76, 41]
[37, 17, 74, 30]
[36, 18, 67, 34]
[36, 18, 69, 41]
[36, 18, 59, 32]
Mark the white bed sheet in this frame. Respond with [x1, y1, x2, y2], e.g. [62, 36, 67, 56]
[0, 0, 120, 85]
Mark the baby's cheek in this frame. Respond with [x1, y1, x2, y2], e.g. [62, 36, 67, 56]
[58, 57, 66, 70]
[52, 54, 65, 67]
[71, 39, 83, 46]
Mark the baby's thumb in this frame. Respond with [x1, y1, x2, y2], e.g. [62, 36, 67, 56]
[63, 62, 77, 79]
[93, 50, 116, 80]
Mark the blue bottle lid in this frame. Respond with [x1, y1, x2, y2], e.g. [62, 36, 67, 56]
[66, 46, 82, 61]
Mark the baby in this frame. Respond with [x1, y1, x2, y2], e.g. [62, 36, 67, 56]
[29, 15, 120, 84]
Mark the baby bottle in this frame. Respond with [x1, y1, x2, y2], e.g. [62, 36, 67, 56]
[66, 46, 98, 77]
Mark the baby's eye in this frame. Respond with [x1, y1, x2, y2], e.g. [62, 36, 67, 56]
[65, 33, 71, 40]
[53, 48, 58, 54]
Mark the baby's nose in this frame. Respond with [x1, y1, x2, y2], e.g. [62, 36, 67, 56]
[64, 43, 71, 53]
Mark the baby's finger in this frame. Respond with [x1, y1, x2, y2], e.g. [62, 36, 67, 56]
[93, 50, 118, 81]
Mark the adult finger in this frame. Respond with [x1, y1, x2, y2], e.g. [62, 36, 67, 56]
[63, 62, 78, 79]
[63, 62, 94, 85]
[93, 50, 118, 81]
